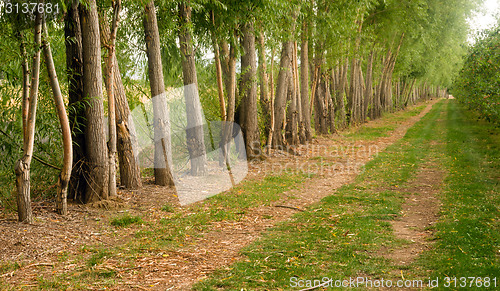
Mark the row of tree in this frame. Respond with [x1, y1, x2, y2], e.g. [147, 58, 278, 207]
[0, 0, 477, 222]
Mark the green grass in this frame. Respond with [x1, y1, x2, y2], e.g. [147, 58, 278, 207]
[6, 172, 307, 289]
[344, 125, 397, 139]
[110, 214, 144, 227]
[416, 101, 500, 284]
[4, 100, 498, 290]
[344, 104, 427, 140]
[195, 100, 500, 290]
[130, 173, 308, 251]
[160, 203, 175, 213]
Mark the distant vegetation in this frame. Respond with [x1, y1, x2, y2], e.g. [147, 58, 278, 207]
[452, 25, 500, 124]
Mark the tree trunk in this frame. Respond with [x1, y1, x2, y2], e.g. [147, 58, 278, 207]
[257, 32, 271, 142]
[16, 31, 30, 146]
[99, 10, 142, 190]
[210, 11, 226, 121]
[327, 70, 336, 133]
[293, 41, 305, 144]
[314, 73, 328, 135]
[240, 21, 261, 159]
[219, 39, 238, 165]
[220, 39, 237, 124]
[65, 0, 87, 202]
[266, 47, 276, 153]
[300, 21, 312, 142]
[272, 40, 292, 148]
[144, 0, 175, 186]
[178, 2, 207, 176]
[364, 50, 374, 121]
[105, 0, 121, 197]
[42, 20, 73, 215]
[15, 11, 42, 223]
[285, 62, 298, 145]
[80, 0, 109, 202]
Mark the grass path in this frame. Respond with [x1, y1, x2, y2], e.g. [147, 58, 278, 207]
[195, 100, 500, 290]
[3, 99, 499, 290]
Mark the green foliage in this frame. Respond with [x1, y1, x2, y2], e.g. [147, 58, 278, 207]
[160, 203, 175, 212]
[452, 26, 500, 124]
[110, 214, 144, 227]
[86, 248, 113, 267]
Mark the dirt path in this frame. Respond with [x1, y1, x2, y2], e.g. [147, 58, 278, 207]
[384, 165, 443, 266]
[114, 100, 440, 290]
[0, 99, 439, 290]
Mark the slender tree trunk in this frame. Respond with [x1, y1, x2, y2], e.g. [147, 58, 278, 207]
[99, 11, 142, 190]
[210, 11, 226, 121]
[15, 11, 42, 223]
[285, 62, 298, 145]
[266, 46, 275, 153]
[334, 62, 345, 128]
[144, 0, 175, 186]
[257, 32, 271, 142]
[65, 0, 86, 202]
[178, 2, 206, 175]
[105, 0, 121, 197]
[220, 39, 237, 124]
[357, 60, 365, 121]
[314, 73, 328, 134]
[327, 70, 336, 133]
[42, 20, 73, 215]
[80, 0, 109, 202]
[16, 31, 31, 146]
[240, 21, 261, 159]
[293, 41, 305, 144]
[272, 40, 292, 148]
[300, 22, 312, 142]
[219, 39, 238, 165]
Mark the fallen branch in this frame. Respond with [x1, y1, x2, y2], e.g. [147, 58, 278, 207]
[0, 262, 54, 278]
[24, 262, 54, 269]
[0, 270, 15, 278]
[274, 205, 305, 212]
[299, 279, 333, 291]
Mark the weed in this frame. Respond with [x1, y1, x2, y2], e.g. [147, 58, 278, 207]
[110, 214, 143, 227]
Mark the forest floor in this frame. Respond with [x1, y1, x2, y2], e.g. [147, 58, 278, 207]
[1, 98, 499, 290]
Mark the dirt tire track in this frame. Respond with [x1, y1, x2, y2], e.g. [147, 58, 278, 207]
[0, 100, 439, 290]
[116, 100, 440, 290]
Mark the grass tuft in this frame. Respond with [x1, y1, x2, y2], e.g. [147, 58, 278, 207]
[110, 214, 143, 227]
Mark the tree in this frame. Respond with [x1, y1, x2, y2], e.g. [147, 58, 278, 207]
[99, 5, 142, 190]
[65, 0, 86, 202]
[299, 20, 312, 142]
[272, 39, 292, 148]
[105, 0, 122, 198]
[178, 1, 207, 176]
[240, 21, 261, 159]
[41, 20, 72, 215]
[15, 11, 42, 223]
[80, 0, 109, 202]
[143, 0, 175, 186]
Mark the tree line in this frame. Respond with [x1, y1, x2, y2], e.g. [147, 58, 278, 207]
[0, 0, 477, 223]
[452, 23, 500, 124]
